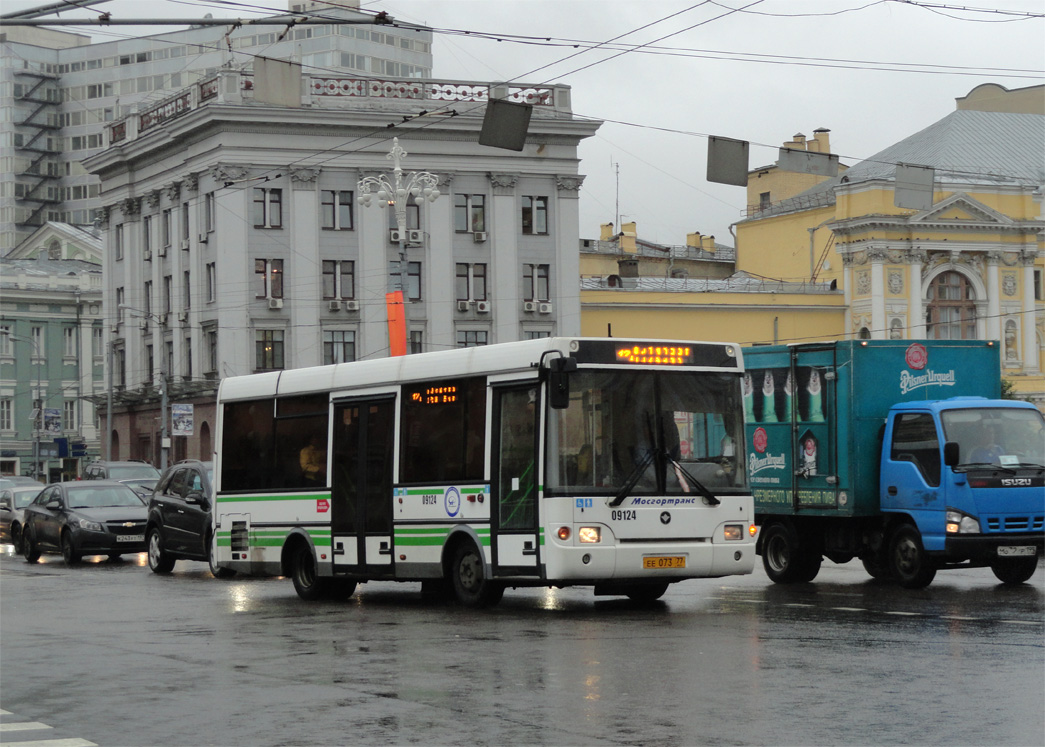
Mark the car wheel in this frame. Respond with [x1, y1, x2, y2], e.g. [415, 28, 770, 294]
[11, 523, 22, 555]
[61, 530, 82, 565]
[147, 528, 175, 573]
[888, 524, 937, 589]
[208, 533, 235, 578]
[990, 556, 1038, 585]
[450, 542, 503, 608]
[624, 582, 670, 603]
[290, 542, 330, 601]
[22, 526, 40, 563]
[761, 522, 821, 584]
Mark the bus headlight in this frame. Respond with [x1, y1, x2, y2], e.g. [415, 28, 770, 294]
[723, 524, 743, 541]
[945, 509, 980, 534]
[578, 526, 601, 543]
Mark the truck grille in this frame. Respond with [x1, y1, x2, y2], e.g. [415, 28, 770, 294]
[986, 516, 1044, 532]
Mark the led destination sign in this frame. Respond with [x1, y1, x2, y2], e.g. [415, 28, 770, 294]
[410, 385, 458, 405]
[615, 345, 694, 366]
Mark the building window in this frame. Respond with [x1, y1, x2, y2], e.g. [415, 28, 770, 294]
[409, 330, 424, 354]
[255, 259, 284, 299]
[116, 287, 125, 322]
[206, 263, 216, 303]
[1035, 269, 1042, 301]
[322, 260, 355, 299]
[185, 336, 192, 379]
[204, 192, 215, 232]
[144, 280, 153, 315]
[321, 190, 354, 230]
[454, 194, 486, 233]
[0, 399, 11, 431]
[206, 328, 218, 374]
[521, 196, 548, 235]
[92, 327, 103, 357]
[455, 263, 487, 301]
[386, 203, 420, 230]
[63, 327, 75, 357]
[31, 326, 43, 358]
[63, 400, 76, 432]
[162, 209, 172, 248]
[181, 202, 190, 242]
[255, 329, 285, 370]
[457, 330, 488, 348]
[143, 215, 152, 257]
[163, 275, 172, 313]
[927, 271, 976, 340]
[390, 261, 422, 301]
[114, 345, 126, 388]
[253, 188, 283, 228]
[525, 330, 551, 340]
[146, 345, 154, 378]
[759, 191, 771, 210]
[522, 263, 550, 302]
[115, 224, 124, 260]
[323, 330, 355, 364]
[184, 271, 191, 309]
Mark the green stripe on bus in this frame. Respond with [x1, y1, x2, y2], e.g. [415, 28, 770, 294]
[216, 493, 330, 503]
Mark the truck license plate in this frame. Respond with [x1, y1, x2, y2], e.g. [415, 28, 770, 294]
[117, 534, 145, 543]
[997, 546, 1036, 557]
[643, 555, 686, 569]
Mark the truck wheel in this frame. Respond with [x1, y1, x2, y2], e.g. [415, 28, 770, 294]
[761, 523, 819, 583]
[888, 524, 936, 589]
[990, 556, 1038, 585]
[290, 542, 330, 601]
[861, 554, 890, 580]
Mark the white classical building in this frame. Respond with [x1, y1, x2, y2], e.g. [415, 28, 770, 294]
[84, 63, 600, 462]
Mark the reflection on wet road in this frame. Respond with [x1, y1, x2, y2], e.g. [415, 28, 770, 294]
[1, 547, 1041, 746]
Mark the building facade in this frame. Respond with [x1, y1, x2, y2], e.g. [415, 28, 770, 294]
[1, 1, 432, 252]
[0, 224, 104, 480]
[84, 64, 600, 462]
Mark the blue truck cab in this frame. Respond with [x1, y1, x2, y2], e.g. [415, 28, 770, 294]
[744, 339, 1044, 588]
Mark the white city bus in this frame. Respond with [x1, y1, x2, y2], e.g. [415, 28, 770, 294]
[212, 337, 756, 606]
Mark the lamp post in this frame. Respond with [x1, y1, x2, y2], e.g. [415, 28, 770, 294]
[357, 137, 440, 302]
[1, 330, 42, 480]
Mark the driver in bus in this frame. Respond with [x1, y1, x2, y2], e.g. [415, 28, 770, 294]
[300, 434, 327, 487]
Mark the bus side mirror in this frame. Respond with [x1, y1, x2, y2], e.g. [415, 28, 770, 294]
[547, 357, 577, 410]
[944, 441, 960, 468]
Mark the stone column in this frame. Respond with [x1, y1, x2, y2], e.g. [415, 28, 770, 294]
[907, 248, 926, 337]
[985, 251, 1002, 342]
[868, 248, 887, 339]
[289, 167, 321, 367]
[555, 175, 585, 336]
[1021, 250, 1040, 373]
[426, 173, 455, 351]
[489, 173, 519, 345]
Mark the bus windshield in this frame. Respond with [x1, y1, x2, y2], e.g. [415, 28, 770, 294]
[546, 370, 747, 496]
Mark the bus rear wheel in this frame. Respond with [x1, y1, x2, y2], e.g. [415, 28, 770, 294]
[625, 583, 669, 603]
[450, 543, 503, 608]
[290, 543, 330, 601]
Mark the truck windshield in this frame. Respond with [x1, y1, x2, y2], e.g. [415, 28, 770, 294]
[545, 370, 747, 497]
[941, 407, 1045, 467]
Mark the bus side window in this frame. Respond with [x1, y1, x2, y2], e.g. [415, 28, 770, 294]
[221, 399, 275, 491]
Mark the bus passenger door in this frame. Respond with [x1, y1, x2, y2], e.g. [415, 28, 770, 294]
[492, 385, 541, 575]
[331, 397, 395, 577]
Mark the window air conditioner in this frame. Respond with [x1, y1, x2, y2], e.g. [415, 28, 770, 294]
[344, 299, 359, 311]
[198, 233, 209, 244]
[158, 246, 167, 258]
[406, 229, 423, 243]
[157, 313, 168, 325]
[143, 248, 152, 261]
[538, 302, 553, 314]
[473, 231, 488, 243]
[180, 239, 190, 251]
[457, 300, 471, 312]
[177, 312, 188, 323]
[328, 300, 342, 311]
[268, 298, 283, 309]
[523, 301, 537, 312]
[475, 300, 491, 313]
[389, 229, 402, 243]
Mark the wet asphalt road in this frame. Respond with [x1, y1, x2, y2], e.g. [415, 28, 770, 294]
[0, 547, 1042, 747]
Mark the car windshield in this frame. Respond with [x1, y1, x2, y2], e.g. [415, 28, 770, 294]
[107, 465, 160, 480]
[941, 407, 1045, 467]
[546, 370, 748, 496]
[66, 486, 145, 509]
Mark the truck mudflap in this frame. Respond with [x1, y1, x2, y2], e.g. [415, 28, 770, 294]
[941, 533, 1044, 563]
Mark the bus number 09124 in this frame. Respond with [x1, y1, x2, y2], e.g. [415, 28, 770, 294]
[611, 510, 636, 521]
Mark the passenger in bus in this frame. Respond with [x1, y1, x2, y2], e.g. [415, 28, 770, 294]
[300, 434, 327, 487]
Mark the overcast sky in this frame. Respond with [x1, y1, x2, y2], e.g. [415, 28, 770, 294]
[7, 0, 1044, 262]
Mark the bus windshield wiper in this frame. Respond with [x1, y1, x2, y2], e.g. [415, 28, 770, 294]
[664, 452, 720, 506]
[609, 448, 655, 507]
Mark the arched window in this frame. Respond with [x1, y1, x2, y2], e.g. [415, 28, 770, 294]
[926, 271, 976, 339]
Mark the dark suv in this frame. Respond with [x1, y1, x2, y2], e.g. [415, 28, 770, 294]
[145, 460, 232, 577]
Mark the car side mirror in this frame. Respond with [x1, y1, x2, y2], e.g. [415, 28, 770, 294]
[186, 491, 208, 507]
[0, 499, 10, 511]
[944, 441, 960, 468]
[46, 499, 62, 510]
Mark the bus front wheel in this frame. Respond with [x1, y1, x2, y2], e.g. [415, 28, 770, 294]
[450, 543, 503, 608]
[290, 543, 330, 601]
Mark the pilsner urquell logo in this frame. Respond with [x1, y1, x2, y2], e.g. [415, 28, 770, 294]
[900, 343, 956, 394]
[749, 426, 786, 475]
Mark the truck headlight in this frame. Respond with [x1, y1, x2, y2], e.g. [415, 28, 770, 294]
[945, 509, 980, 534]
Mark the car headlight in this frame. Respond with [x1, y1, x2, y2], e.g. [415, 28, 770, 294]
[77, 518, 103, 532]
[945, 509, 980, 534]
